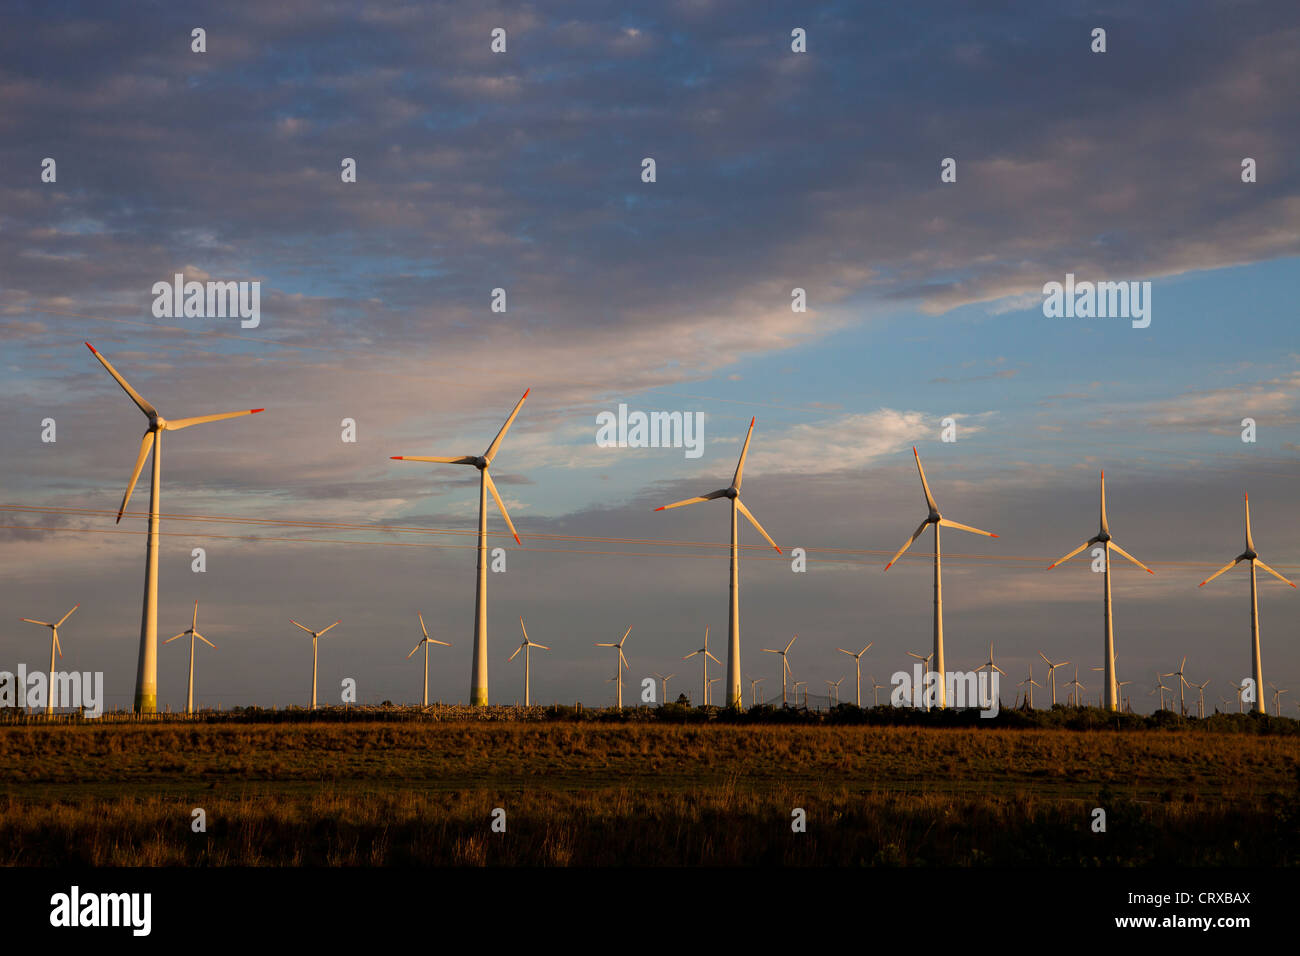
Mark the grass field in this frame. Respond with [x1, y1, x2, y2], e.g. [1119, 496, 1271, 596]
[2, 713, 1297, 866]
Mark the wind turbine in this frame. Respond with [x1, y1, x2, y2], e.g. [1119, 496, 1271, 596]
[1267, 682, 1287, 716]
[392, 388, 530, 706]
[824, 677, 845, 707]
[976, 641, 1007, 709]
[836, 642, 873, 707]
[1149, 673, 1170, 712]
[746, 675, 765, 707]
[652, 672, 676, 705]
[1198, 493, 1295, 714]
[868, 675, 885, 708]
[87, 342, 264, 713]
[1191, 678, 1211, 719]
[163, 600, 215, 716]
[595, 627, 633, 709]
[289, 618, 340, 710]
[683, 627, 722, 707]
[1161, 657, 1188, 716]
[656, 417, 781, 708]
[19, 604, 79, 716]
[793, 681, 808, 708]
[1046, 472, 1153, 712]
[1065, 665, 1085, 708]
[1117, 679, 1133, 713]
[1038, 652, 1070, 707]
[1019, 665, 1042, 710]
[1229, 680, 1246, 714]
[406, 612, 451, 708]
[906, 650, 934, 710]
[884, 448, 999, 709]
[706, 677, 723, 706]
[762, 634, 798, 706]
[507, 617, 548, 707]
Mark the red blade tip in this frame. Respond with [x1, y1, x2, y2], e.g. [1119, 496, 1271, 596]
[513, 534, 521, 545]
[85, 342, 97, 353]
[990, 533, 1000, 538]
[653, 506, 666, 512]
[391, 456, 404, 460]
[250, 408, 264, 414]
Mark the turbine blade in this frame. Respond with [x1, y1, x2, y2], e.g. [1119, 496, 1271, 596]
[519, 617, 530, 643]
[785, 634, 797, 653]
[508, 645, 522, 662]
[1110, 542, 1155, 575]
[620, 651, 629, 669]
[938, 518, 998, 538]
[117, 430, 156, 523]
[19, 619, 52, 627]
[655, 489, 729, 512]
[418, 611, 429, 639]
[166, 408, 265, 431]
[837, 648, 853, 656]
[196, 634, 216, 649]
[431, 640, 452, 647]
[706, 652, 722, 665]
[595, 643, 616, 648]
[732, 417, 756, 490]
[53, 632, 62, 658]
[289, 619, 314, 634]
[1099, 471, 1109, 534]
[390, 455, 479, 464]
[484, 471, 521, 544]
[317, 620, 341, 635]
[684, 650, 701, 660]
[621, 626, 633, 644]
[1244, 492, 1254, 552]
[1198, 557, 1241, 587]
[56, 604, 81, 628]
[407, 643, 423, 659]
[736, 498, 780, 553]
[1255, 559, 1297, 588]
[913, 447, 938, 512]
[533, 643, 551, 651]
[163, 632, 187, 644]
[483, 388, 531, 464]
[884, 521, 930, 571]
[85, 343, 157, 417]
[1046, 539, 1091, 570]
[190, 600, 199, 632]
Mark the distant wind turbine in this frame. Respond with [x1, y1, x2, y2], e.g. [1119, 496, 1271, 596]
[1047, 472, 1153, 712]
[884, 448, 999, 709]
[868, 674, 885, 708]
[706, 677, 722, 705]
[1038, 652, 1070, 707]
[392, 388, 530, 706]
[976, 641, 1007, 709]
[19, 604, 79, 717]
[906, 650, 934, 710]
[793, 681, 808, 708]
[289, 618, 340, 710]
[595, 627, 633, 709]
[1198, 493, 1295, 714]
[1065, 665, 1085, 708]
[683, 627, 722, 707]
[87, 342, 263, 713]
[406, 611, 451, 708]
[746, 675, 765, 707]
[508, 617, 548, 707]
[1149, 673, 1170, 712]
[652, 672, 676, 705]
[824, 677, 845, 707]
[1267, 682, 1287, 716]
[163, 601, 215, 715]
[1161, 657, 1188, 716]
[656, 417, 780, 708]
[1019, 665, 1042, 710]
[837, 642, 873, 707]
[1191, 678, 1211, 719]
[762, 634, 798, 706]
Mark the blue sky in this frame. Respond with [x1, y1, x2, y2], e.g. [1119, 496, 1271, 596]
[1, 0, 1298, 712]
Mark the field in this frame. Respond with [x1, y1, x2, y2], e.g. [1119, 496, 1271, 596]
[1, 710, 1297, 866]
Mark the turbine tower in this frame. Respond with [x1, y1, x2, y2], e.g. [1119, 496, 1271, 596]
[163, 600, 215, 716]
[1198, 493, 1295, 714]
[19, 604, 79, 717]
[595, 627, 633, 709]
[884, 448, 999, 709]
[289, 618, 340, 710]
[656, 418, 781, 708]
[87, 343, 264, 713]
[406, 611, 451, 708]
[1046, 471, 1153, 712]
[507, 617, 549, 707]
[683, 627, 721, 707]
[392, 388, 529, 706]
[836, 642, 873, 707]
[762, 634, 797, 706]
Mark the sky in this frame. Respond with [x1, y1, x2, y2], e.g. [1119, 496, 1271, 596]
[1, 0, 1298, 714]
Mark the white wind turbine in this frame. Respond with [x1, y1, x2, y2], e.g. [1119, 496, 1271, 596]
[1038, 652, 1070, 707]
[1267, 682, 1287, 716]
[792, 681, 808, 708]
[868, 675, 885, 708]
[836, 642, 873, 707]
[1065, 665, 1085, 708]
[656, 417, 781, 708]
[1019, 665, 1042, 710]
[392, 388, 529, 707]
[706, 676, 723, 704]
[652, 672, 676, 705]
[746, 675, 765, 707]
[1117, 679, 1133, 713]
[884, 448, 999, 709]
[1047, 471, 1154, 712]
[824, 677, 845, 707]
[976, 641, 1007, 709]
[406, 611, 451, 708]
[1198, 493, 1295, 715]
[508, 617, 548, 707]
[683, 627, 722, 708]
[595, 627, 633, 709]
[906, 650, 934, 710]
[87, 342, 264, 713]
[289, 618, 340, 711]
[1229, 680, 1246, 714]
[19, 604, 79, 717]
[1191, 678, 1211, 719]
[1161, 657, 1188, 716]
[1149, 673, 1170, 712]
[163, 600, 215, 716]
[762, 634, 798, 706]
